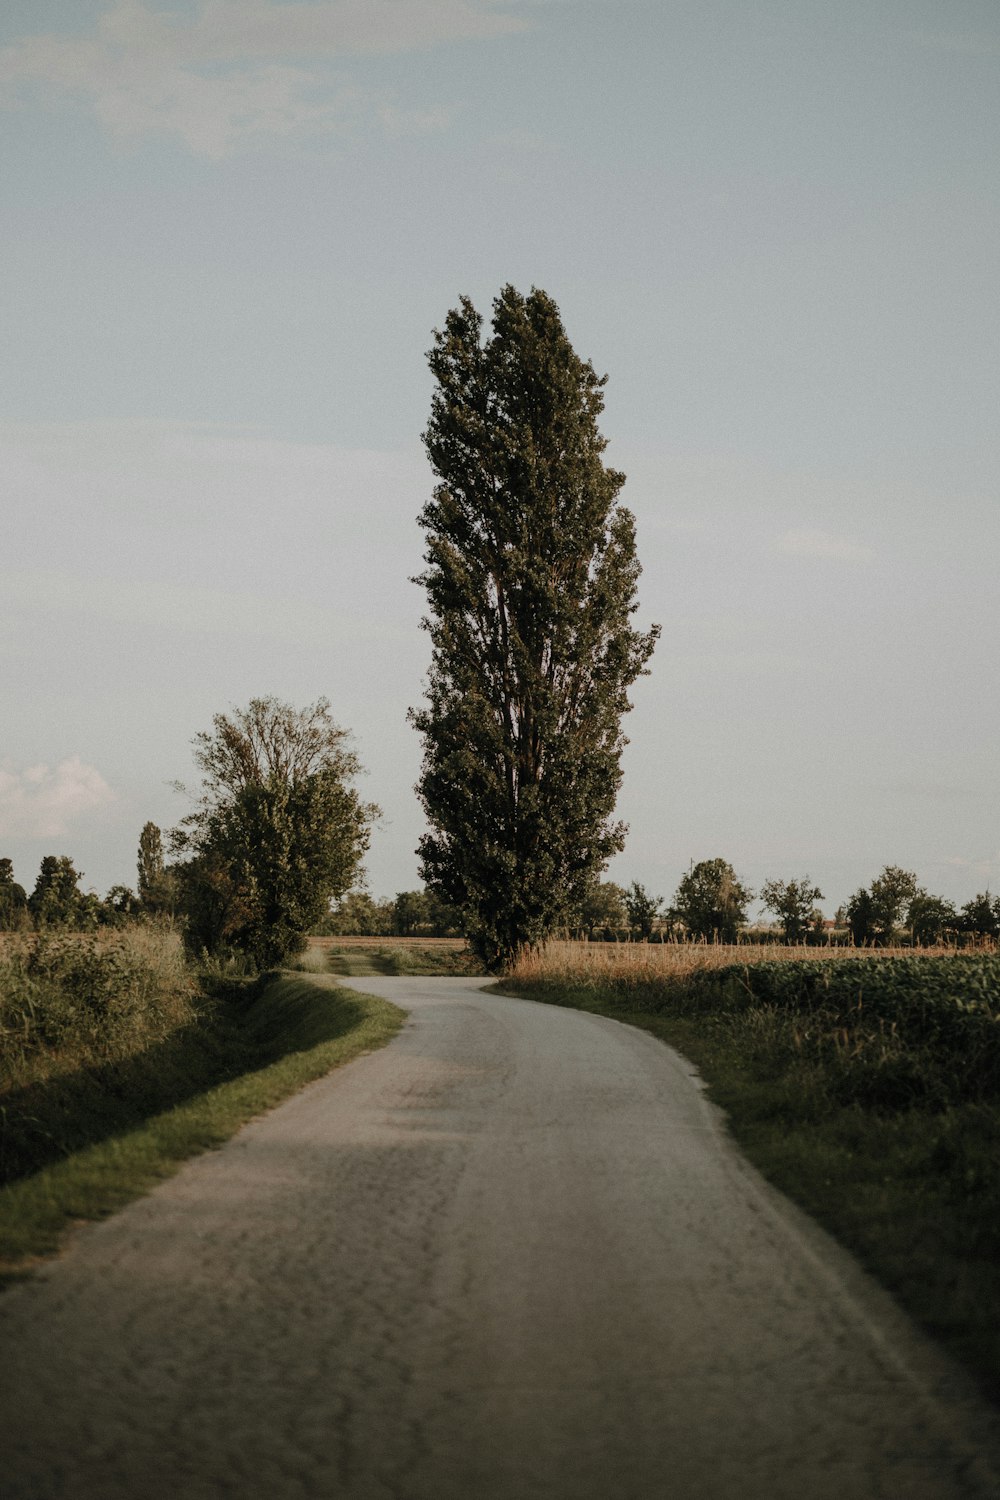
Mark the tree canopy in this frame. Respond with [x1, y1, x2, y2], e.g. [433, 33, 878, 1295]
[625, 881, 663, 940]
[0, 858, 29, 931]
[172, 696, 378, 968]
[760, 877, 824, 943]
[28, 856, 86, 929]
[411, 285, 659, 968]
[671, 858, 753, 943]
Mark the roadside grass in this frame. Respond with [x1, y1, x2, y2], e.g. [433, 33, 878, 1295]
[0, 971, 403, 1278]
[313, 938, 482, 978]
[498, 947, 1000, 1403]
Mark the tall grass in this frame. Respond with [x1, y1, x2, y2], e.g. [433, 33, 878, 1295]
[0, 929, 238, 1186]
[1, 928, 197, 1089]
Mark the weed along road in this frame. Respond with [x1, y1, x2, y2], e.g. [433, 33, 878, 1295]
[2, 978, 999, 1500]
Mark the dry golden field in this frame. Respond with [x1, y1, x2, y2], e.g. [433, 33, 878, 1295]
[507, 938, 967, 987]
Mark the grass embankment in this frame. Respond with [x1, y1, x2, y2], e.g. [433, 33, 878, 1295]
[0, 931, 403, 1276]
[501, 941, 1000, 1401]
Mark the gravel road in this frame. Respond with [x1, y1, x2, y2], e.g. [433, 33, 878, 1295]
[1, 976, 999, 1500]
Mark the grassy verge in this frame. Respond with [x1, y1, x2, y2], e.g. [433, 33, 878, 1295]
[314, 939, 482, 978]
[0, 970, 403, 1278]
[497, 953, 1000, 1403]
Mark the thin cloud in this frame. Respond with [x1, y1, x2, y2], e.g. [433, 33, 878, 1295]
[0, 0, 526, 157]
[776, 527, 874, 564]
[3, 568, 411, 648]
[0, 758, 115, 839]
[905, 30, 1000, 57]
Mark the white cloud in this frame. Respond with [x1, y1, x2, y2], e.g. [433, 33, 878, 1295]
[0, 758, 116, 839]
[0, 0, 526, 156]
[775, 527, 873, 563]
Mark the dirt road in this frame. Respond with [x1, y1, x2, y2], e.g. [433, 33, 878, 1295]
[1, 977, 998, 1498]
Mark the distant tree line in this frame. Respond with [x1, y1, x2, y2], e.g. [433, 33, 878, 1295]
[313, 888, 463, 939]
[4, 841, 997, 954]
[561, 859, 1000, 946]
[0, 854, 143, 932]
[4, 843, 998, 952]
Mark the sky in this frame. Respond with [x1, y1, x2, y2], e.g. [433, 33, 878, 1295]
[1, 0, 998, 918]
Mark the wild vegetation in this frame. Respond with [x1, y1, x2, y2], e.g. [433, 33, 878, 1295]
[502, 940, 1000, 1399]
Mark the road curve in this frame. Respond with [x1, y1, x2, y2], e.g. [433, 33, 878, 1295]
[1, 976, 998, 1499]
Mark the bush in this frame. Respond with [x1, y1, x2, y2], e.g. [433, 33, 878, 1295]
[0, 928, 196, 1086]
[596, 953, 1000, 1113]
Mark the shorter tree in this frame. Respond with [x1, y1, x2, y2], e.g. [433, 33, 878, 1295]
[578, 879, 627, 938]
[908, 891, 957, 947]
[393, 890, 430, 936]
[320, 891, 394, 937]
[759, 877, 824, 944]
[845, 887, 876, 946]
[869, 865, 919, 945]
[0, 859, 29, 931]
[102, 885, 140, 925]
[172, 697, 378, 968]
[672, 859, 753, 943]
[625, 881, 662, 940]
[28, 856, 85, 928]
[958, 892, 1000, 941]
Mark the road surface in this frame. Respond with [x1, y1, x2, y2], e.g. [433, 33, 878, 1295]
[1, 975, 998, 1499]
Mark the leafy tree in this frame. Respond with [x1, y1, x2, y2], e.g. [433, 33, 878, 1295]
[28, 855, 85, 928]
[423, 889, 464, 937]
[624, 881, 662, 940]
[137, 821, 164, 902]
[908, 891, 957, 947]
[393, 890, 430, 936]
[0, 859, 29, 931]
[172, 697, 378, 968]
[101, 885, 140, 924]
[869, 865, 919, 944]
[845, 887, 876, 946]
[578, 879, 627, 938]
[318, 891, 394, 937]
[958, 891, 1000, 940]
[760, 877, 824, 943]
[411, 285, 659, 969]
[136, 821, 178, 915]
[672, 858, 753, 943]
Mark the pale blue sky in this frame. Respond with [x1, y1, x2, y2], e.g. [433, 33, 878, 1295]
[2, 0, 998, 915]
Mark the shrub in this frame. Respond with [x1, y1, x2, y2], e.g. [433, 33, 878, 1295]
[0, 928, 196, 1087]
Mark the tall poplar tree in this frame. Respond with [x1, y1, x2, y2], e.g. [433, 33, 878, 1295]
[412, 286, 659, 969]
[137, 821, 165, 908]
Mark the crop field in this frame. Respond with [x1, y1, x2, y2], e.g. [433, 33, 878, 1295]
[508, 937, 965, 985]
